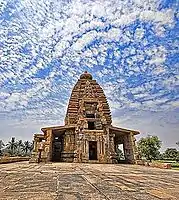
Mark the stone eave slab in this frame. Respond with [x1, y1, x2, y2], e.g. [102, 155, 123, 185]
[110, 125, 140, 135]
[41, 125, 76, 132]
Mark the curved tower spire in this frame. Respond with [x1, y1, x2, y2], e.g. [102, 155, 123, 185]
[65, 71, 112, 126]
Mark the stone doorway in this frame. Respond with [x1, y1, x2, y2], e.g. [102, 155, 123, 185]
[89, 141, 97, 160]
[52, 136, 64, 162]
[88, 121, 95, 130]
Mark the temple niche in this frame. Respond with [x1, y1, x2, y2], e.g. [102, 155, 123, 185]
[30, 72, 139, 164]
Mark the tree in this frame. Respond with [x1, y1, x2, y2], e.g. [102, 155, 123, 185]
[0, 140, 5, 156]
[29, 141, 34, 152]
[6, 137, 17, 155]
[176, 152, 179, 162]
[16, 140, 24, 156]
[23, 141, 33, 156]
[116, 149, 125, 161]
[163, 148, 178, 160]
[176, 142, 179, 147]
[137, 135, 162, 162]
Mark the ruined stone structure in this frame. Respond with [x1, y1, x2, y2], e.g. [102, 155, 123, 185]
[30, 72, 139, 164]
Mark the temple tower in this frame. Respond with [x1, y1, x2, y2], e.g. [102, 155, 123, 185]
[30, 72, 139, 164]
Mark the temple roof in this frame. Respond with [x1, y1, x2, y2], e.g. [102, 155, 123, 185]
[41, 125, 139, 136]
[65, 71, 112, 125]
[41, 125, 75, 132]
[109, 126, 140, 135]
[80, 71, 93, 80]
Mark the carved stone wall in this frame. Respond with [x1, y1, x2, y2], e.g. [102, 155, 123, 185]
[65, 72, 112, 126]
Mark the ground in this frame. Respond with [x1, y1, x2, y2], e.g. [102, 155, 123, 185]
[0, 162, 179, 200]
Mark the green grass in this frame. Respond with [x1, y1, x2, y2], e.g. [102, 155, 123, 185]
[173, 168, 179, 170]
[154, 160, 177, 163]
[171, 163, 179, 168]
[152, 160, 179, 170]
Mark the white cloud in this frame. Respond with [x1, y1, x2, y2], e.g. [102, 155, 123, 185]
[134, 28, 145, 40]
[153, 65, 166, 74]
[139, 9, 174, 25]
[72, 30, 97, 51]
[0, 92, 10, 99]
[149, 57, 166, 65]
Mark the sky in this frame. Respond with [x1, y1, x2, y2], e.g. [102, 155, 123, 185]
[0, 0, 178, 151]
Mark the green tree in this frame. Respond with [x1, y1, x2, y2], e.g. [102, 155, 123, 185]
[29, 141, 34, 152]
[137, 135, 162, 162]
[116, 149, 125, 161]
[0, 140, 5, 156]
[23, 141, 33, 156]
[16, 140, 24, 156]
[6, 137, 17, 156]
[163, 148, 178, 160]
[176, 152, 179, 162]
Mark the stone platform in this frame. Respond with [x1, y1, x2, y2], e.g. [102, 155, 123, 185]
[0, 162, 179, 200]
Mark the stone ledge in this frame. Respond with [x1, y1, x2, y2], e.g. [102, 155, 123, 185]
[0, 156, 30, 164]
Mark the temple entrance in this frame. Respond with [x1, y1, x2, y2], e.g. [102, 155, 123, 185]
[52, 135, 64, 162]
[114, 134, 135, 164]
[88, 121, 95, 130]
[89, 141, 97, 160]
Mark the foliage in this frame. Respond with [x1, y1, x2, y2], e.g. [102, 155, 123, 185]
[137, 135, 162, 162]
[16, 140, 24, 156]
[171, 162, 179, 168]
[176, 153, 179, 162]
[162, 148, 178, 160]
[6, 137, 17, 156]
[23, 141, 33, 156]
[0, 140, 5, 156]
[1, 138, 33, 156]
[116, 148, 125, 162]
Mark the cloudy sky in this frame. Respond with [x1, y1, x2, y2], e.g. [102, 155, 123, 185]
[0, 0, 178, 151]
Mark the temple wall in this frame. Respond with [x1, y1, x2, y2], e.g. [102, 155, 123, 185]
[73, 130, 115, 163]
[61, 130, 76, 162]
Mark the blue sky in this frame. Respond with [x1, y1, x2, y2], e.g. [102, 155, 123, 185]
[0, 0, 178, 151]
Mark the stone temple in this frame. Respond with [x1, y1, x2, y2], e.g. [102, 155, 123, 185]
[30, 72, 139, 164]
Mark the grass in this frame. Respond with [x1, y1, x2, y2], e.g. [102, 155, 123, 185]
[152, 160, 179, 170]
[173, 168, 179, 170]
[155, 160, 177, 163]
[171, 164, 179, 170]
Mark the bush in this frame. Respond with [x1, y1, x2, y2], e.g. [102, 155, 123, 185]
[171, 162, 179, 168]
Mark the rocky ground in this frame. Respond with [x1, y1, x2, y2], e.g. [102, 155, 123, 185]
[0, 162, 179, 200]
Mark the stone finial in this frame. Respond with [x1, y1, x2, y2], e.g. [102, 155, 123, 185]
[80, 71, 93, 80]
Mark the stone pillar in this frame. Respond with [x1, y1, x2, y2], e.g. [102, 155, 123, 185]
[44, 129, 53, 162]
[29, 135, 41, 163]
[33, 137, 38, 152]
[123, 133, 135, 164]
[130, 132, 137, 163]
[73, 131, 83, 163]
[98, 136, 104, 163]
[105, 127, 112, 163]
[82, 138, 88, 163]
[110, 134, 117, 163]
